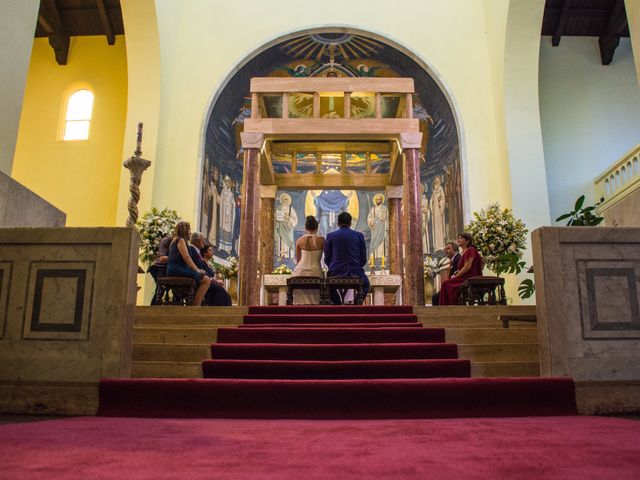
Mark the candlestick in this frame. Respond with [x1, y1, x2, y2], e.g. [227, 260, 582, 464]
[134, 122, 143, 157]
[369, 253, 375, 269]
[381, 255, 385, 269]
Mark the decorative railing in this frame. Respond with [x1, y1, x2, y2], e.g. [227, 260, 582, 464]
[594, 144, 640, 211]
[244, 77, 419, 137]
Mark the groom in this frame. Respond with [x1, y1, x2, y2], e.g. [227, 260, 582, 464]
[323, 212, 370, 305]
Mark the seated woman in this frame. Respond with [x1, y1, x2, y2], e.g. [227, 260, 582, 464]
[166, 221, 211, 306]
[290, 215, 325, 305]
[199, 242, 232, 306]
[439, 232, 484, 305]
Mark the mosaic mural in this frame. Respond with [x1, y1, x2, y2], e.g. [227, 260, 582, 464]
[201, 32, 463, 267]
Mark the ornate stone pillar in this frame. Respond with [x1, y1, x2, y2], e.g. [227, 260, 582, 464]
[400, 132, 424, 305]
[238, 132, 264, 306]
[259, 185, 277, 278]
[385, 185, 404, 277]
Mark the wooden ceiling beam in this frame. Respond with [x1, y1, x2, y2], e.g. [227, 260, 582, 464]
[599, 0, 627, 65]
[552, 0, 572, 47]
[41, 0, 69, 65]
[270, 141, 390, 155]
[95, 0, 115, 45]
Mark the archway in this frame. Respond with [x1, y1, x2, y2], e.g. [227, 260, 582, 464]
[200, 28, 464, 304]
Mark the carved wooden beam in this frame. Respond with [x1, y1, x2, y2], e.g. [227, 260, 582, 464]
[599, 0, 628, 65]
[552, 0, 571, 47]
[41, 0, 69, 65]
[95, 0, 115, 45]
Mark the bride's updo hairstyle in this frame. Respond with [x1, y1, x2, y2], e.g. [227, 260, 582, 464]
[305, 216, 319, 232]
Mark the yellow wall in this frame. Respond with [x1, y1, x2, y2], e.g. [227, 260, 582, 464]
[12, 35, 128, 226]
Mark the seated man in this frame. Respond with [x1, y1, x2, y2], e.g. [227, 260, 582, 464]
[323, 212, 370, 305]
[432, 241, 461, 306]
[149, 235, 172, 305]
[189, 232, 232, 306]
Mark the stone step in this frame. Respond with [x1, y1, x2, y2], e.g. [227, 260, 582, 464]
[420, 319, 536, 329]
[444, 327, 537, 344]
[135, 315, 244, 326]
[458, 343, 539, 363]
[132, 361, 202, 378]
[134, 326, 221, 344]
[471, 362, 540, 377]
[414, 306, 536, 316]
[135, 306, 248, 317]
[133, 344, 210, 362]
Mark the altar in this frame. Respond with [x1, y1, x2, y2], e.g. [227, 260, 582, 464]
[261, 274, 403, 306]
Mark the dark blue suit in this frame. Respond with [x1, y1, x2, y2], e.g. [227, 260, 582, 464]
[324, 226, 370, 304]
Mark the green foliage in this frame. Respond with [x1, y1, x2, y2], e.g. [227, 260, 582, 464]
[217, 256, 238, 278]
[136, 207, 181, 268]
[518, 279, 535, 300]
[466, 203, 528, 274]
[555, 195, 604, 226]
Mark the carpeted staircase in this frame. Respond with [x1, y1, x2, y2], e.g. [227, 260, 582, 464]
[99, 305, 576, 419]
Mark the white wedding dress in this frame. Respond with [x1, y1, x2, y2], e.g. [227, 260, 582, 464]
[291, 234, 324, 305]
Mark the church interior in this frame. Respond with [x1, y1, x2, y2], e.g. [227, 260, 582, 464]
[1, 0, 640, 478]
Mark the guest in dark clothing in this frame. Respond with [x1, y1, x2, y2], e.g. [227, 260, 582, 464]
[432, 241, 462, 306]
[439, 232, 484, 305]
[323, 212, 369, 305]
[190, 232, 232, 306]
[167, 222, 211, 306]
[149, 235, 173, 305]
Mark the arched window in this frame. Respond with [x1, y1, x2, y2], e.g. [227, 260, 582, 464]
[63, 89, 94, 141]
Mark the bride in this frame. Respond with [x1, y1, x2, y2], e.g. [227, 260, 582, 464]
[291, 215, 325, 304]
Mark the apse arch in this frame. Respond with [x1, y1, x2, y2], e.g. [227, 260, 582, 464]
[197, 25, 468, 261]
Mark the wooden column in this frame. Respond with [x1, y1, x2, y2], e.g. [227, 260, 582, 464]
[239, 132, 264, 306]
[400, 132, 424, 305]
[259, 185, 277, 280]
[386, 185, 404, 277]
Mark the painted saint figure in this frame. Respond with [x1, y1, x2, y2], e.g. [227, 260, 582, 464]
[206, 165, 221, 247]
[367, 193, 388, 259]
[420, 183, 431, 254]
[275, 192, 298, 258]
[430, 175, 447, 251]
[218, 175, 236, 254]
[313, 190, 349, 236]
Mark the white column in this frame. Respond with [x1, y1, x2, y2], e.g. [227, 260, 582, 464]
[0, 0, 39, 175]
[626, 0, 640, 90]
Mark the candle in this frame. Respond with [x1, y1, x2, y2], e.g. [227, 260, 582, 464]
[369, 253, 375, 268]
[381, 255, 385, 269]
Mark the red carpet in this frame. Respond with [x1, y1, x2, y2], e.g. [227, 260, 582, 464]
[2, 416, 639, 479]
[249, 305, 413, 315]
[98, 377, 576, 418]
[238, 322, 424, 328]
[210, 342, 459, 360]
[244, 313, 418, 324]
[202, 359, 472, 379]
[216, 327, 445, 343]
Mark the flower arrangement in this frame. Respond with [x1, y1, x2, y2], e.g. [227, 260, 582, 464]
[136, 207, 181, 268]
[424, 255, 448, 279]
[272, 264, 293, 275]
[217, 256, 238, 278]
[465, 203, 528, 273]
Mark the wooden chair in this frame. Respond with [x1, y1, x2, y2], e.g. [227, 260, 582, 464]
[154, 277, 197, 305]
[286, 276, 330, 305]
[458, 276, 506, 305]
[148, 264, 167, 305]
[326, 276, 365, 305]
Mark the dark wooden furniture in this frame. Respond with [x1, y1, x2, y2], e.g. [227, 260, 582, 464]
[148, 264, 167, 305]
[458, 276, 506, 306]
[154, 277, 196, 306]
[326, 276, 365, 305]
[286, 276, 330, 305]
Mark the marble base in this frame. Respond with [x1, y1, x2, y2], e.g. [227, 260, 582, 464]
[0, 228, 139, 415]
[575, 380, 640, 415]
[0, 171, 66, 226]
[532, 227, 640, 388]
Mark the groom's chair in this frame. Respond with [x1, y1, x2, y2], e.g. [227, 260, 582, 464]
[326, 277, 365, 305]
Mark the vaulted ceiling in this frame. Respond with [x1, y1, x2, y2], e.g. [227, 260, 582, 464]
[33, 0, 630, 66]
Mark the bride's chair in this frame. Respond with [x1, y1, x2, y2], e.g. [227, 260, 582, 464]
[286, 276, 331, 305]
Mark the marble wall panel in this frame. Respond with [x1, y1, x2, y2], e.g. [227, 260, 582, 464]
[532, 227, 640, 382]
[0, 228, 138, 413]
[0, 171, 66, 227]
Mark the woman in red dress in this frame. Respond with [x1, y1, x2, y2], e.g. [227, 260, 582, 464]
[439, 232, 484, 305]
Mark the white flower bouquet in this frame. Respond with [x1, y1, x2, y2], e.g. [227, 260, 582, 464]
[272, 264, 293, 275]
[465, 203, 528, 273]
[424, 256, 448, 279]
[135, 207, 181, 268]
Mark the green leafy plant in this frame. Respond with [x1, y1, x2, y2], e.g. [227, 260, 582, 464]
[555, 195, 604, 226]
[136, 207, 181, 268]
[466, 203, 528, 273]
[494, 252, 535, 300]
